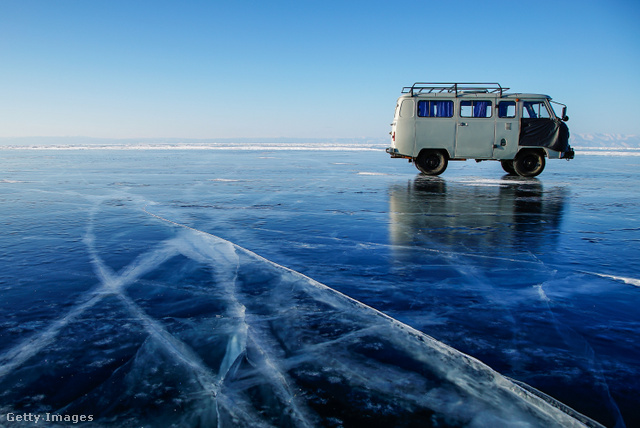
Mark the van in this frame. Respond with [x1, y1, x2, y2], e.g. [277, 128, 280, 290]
[386, 83, 574, 177]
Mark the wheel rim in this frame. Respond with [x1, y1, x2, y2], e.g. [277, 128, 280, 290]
[514, 151, 545, 177]
[425, 155, 441, 169]
[521, 155, 540, 172]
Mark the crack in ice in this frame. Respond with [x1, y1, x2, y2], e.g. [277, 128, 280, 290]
[582, 271, 640, 288]
[142, 204, 316, 427]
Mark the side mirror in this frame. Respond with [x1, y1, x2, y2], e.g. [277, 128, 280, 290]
[562, 107, 569, 121]
[562, 115, 569, 122]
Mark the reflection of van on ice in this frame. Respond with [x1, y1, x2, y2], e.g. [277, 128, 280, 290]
[386, 83, 574, 177]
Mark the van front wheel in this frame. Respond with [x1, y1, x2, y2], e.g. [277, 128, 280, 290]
[514, 151, 545, 177]
[415, 150, 448, 175]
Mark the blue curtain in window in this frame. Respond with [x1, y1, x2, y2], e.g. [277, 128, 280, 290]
[436, 101, 452, 117]
[418, 101, 425, 117]
[474, 101, 488, 118]
[418, 101, 428, 117]
[418, 100, 453, 117]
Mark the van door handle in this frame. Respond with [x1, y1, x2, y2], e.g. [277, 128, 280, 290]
[459, 122, 468, 126]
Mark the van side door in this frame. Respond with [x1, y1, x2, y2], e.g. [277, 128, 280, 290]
[414, 99, 456, 157]
[494, 100, 519, 159]
[455, 99, 495, 158]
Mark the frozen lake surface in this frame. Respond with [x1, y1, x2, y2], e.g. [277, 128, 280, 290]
[0, 148, 638, 427]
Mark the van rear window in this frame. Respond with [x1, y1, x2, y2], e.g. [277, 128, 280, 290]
[417, 100, 454, 118]
[460, 100, 492, 118]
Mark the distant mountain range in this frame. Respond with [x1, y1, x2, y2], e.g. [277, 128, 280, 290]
[571, 133, 640, 148]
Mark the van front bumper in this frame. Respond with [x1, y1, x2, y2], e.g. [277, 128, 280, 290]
[562, 147, 575, 160]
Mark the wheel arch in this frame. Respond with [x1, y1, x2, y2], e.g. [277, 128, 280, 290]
[415, 148, 451, 161]
[515, 147, 547, 160]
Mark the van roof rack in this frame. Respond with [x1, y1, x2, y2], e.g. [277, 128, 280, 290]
[402, 82, 509, 97]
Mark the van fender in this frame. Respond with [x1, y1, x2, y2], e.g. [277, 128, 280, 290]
[515, 147, 547, 159]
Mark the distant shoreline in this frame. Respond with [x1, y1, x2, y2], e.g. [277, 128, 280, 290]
[1, 145, 639, 157]
[1, 133, 638, 151]
[0, 144, 386, 151]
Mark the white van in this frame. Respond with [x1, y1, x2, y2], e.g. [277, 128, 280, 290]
[386, 83, 574, 177]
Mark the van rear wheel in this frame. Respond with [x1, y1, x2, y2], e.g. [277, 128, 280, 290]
[500, 160, 516, 175]
[415, 150, 448, 175]
[514, 151, 545, 177]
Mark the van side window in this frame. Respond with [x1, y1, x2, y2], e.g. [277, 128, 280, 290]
[417, 100, 454, 118]
[498, 101, 516, 118]
[460, 100, 492, 118]
[523, 101, 551, 119]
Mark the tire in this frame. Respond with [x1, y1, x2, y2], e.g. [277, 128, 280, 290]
[415, 150, 448, 176]
[513, 151, 545, 177]
[500, 160, 516, 175]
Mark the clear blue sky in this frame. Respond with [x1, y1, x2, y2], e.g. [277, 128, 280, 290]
[1, 0, 639, 140]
